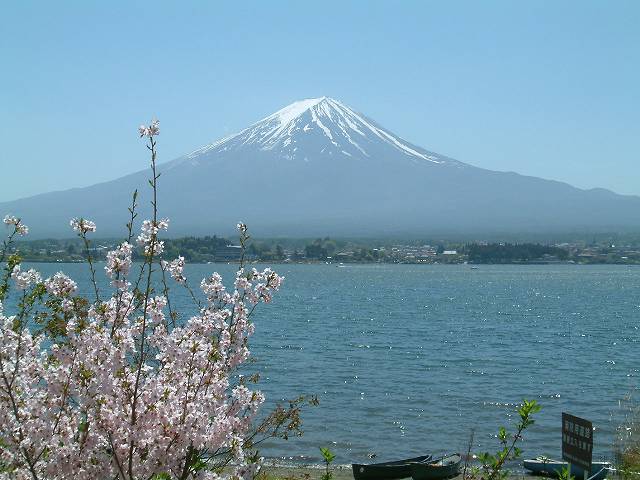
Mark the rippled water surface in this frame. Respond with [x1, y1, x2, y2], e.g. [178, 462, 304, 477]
[22, 263, 640, 465]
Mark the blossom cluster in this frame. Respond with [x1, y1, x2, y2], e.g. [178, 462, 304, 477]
[0, 120, 284, 479]
[0, 215, 283, 480]
[137, 218, 169, 255]
[162, 256, 186, 283]
[3, 214, 28, 235]
[11, 264, 42, 290]
[44, 271, 78, 297]
[105, 241, 133, 289]
[139, 119, 160, 137]
[70, 217, 97, 234]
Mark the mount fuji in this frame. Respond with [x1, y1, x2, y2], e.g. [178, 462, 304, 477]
[3, 97, 639, 238]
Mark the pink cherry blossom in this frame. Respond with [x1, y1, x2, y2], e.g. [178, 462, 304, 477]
[44, 272, 78, 296]
[162, 256, 186, 283]
[137, 218, 169, 255]
[0, 119, 289, 480]
[70, 217, 97, 233]
[139, 118, 160, 137]
[105, 242, 133, 289]
[10, 265, 42, 290]
[1, 256, 284, 478]
[3, 214, 29, 235]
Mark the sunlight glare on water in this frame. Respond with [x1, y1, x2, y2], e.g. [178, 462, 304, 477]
[22, 263, 640, 466]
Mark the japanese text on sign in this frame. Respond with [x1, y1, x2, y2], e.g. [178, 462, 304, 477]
[562, 412, 593, 472]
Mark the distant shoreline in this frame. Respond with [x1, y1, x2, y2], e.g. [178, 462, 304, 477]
[14, 259, 640, 266]
[9, 237, 640, 266]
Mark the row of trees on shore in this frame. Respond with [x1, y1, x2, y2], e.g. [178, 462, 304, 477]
[12, 237, 637, 265]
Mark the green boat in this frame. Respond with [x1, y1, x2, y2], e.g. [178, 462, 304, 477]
[410, 454, 461, 480]
[352, 455, 433, 480]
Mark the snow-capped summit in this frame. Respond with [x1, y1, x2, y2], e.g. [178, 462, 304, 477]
[178, 97, 457, 166]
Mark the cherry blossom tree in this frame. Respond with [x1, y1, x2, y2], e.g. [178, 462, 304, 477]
[0, 120, 308, 480]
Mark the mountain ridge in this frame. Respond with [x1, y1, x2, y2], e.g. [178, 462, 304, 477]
[2, 97, 639, 239]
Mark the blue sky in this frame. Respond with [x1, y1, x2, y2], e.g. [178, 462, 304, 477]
[1, 1, 638, 201]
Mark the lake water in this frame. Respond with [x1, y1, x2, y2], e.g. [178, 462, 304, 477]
[14, 263, 640, 467]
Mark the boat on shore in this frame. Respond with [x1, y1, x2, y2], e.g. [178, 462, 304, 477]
[523, 457, 611, 480]
[410, 454, 461, 480]
[352, 455, 432, 480]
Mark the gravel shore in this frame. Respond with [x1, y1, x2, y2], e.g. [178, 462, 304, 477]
[259, 464, 537, 480]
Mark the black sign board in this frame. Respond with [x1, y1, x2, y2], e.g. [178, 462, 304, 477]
[562, 412, 593, 473]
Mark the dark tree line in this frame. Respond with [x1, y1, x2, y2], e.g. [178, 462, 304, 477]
[465, 243, 569, 263]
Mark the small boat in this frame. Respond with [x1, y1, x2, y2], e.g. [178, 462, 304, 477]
[352, 455, 433, 480]
[410, 454, 461, 480]
[523, 457, 611, 480]
[587, 468, 611, 480]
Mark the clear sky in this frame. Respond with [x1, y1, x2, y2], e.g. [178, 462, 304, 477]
[1, 1, 638, 202]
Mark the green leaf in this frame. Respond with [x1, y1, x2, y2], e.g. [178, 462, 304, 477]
[151, 474, 171, 480]
[320, 447, 336, 463]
